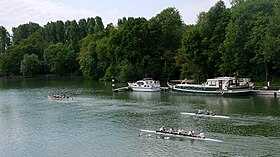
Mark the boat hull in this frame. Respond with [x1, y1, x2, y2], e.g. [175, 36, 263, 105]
[168, 83, 251, 95]
[140, 129, 222, 142]
[131, 87, 161, 92]
[48, 96, 72, 100]
[171, 88, 252, 95]
[181, 112, 230, 119]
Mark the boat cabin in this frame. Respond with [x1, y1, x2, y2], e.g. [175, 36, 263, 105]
[206, 77, 249, 90]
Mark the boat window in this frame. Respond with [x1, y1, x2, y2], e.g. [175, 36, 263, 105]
[208, 81, 216, 86]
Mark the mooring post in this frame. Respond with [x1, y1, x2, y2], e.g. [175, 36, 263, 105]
[112, 78, 115, 90]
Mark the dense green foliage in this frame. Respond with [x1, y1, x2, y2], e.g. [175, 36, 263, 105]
[0, 0, 279, 83]
[20, 54, 43, 76]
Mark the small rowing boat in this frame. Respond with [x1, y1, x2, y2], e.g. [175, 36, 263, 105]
[181, 112, 230, 119]
[140, 129, 223, 143]
[48, 95, 73, 100]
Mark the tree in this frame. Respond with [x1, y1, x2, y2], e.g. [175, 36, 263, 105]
[78, 35, 98, 80]
[0, 26, 11, 53]
[20, 54, 42, 76]
[68, 20, 80, 54]
[0, 53, 11, 77]
[152, 7, 184, 53]
[78, 18, 88, 39]
[196, 1, 230, 78]
[220, 0, 278, 80]
[87, 17, 96, 34]
[257, 7, 280, 81]
[178, 25, 206, 81]
[12, 22, 41, 44]
[94, 16, 104, 33]
[148, 7, 184, 80]
[44, 43, 76, 76]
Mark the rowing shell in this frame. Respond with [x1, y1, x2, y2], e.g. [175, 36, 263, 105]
[140, 129, 223, 143]
[181, 112, 230, 119]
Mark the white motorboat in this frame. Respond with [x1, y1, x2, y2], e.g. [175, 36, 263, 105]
[128, 78, 161, 92]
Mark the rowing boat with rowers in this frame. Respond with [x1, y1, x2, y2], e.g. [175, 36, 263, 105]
[181, 112, 230, 119]
[48, 95, 73, 101]
[140, 129, 223, 143]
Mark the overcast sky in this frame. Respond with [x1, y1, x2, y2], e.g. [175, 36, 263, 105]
[0, 0, 231, 33]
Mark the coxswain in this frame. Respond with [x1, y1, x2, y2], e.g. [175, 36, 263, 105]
[198, 131, 205, 138]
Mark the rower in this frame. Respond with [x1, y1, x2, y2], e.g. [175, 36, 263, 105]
[187, 129, 194, 136]
[159, 126, 166, 132]
[169, 127, 176, 133]
[178, 128, 185, 135]
[197, 109, 203, 114]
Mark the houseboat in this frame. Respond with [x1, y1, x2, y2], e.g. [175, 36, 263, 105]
[168, 77, 252, 95]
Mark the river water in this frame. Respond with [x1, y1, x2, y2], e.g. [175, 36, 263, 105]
[0, 78, 279, 157]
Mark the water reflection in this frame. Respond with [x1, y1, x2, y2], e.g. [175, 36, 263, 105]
[129, 92, 161, 102]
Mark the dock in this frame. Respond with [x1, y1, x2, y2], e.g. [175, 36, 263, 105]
[160, 87, 169, 92]
[112, 86, 130, 92]
[251, 90, 280, 96]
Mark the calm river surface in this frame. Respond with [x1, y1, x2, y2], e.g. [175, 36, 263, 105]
[0, 78, 279, 157]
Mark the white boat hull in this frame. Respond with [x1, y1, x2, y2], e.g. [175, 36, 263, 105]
[131, 87, 161, 92]
[181, 112, 230, 119]
[140, 129, 223, 143]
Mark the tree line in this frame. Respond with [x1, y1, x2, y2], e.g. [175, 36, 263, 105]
[0, 0, 279, 83]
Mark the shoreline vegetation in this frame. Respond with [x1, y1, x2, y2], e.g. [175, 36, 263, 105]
[0, 0, 280, 84]
[1, 75, 279, 91]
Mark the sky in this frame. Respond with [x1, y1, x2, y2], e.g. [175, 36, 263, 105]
[0, 0, 231, 33]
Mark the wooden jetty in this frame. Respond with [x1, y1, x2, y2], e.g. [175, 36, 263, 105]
[251, 90, 280, 97]
[112, 86, 130, 92]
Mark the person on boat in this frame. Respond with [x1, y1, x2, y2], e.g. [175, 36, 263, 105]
[198, 131, 205, 138]
[178, 128, 185, 135]
[159, 126, 166, 132]
[169, 127, 176, 133]
[187, 129, 194, 136]
[197, 109, 203, 114]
